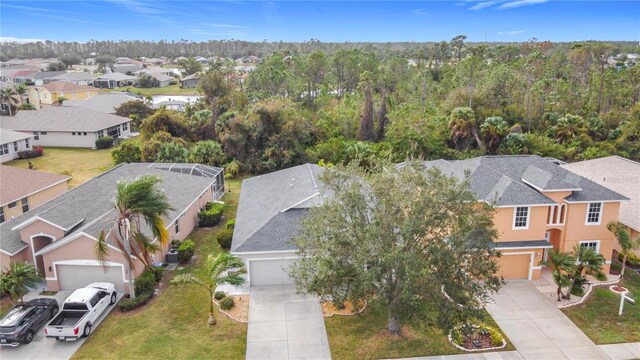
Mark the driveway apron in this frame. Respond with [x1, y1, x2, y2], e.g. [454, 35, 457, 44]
[486, 281, 609, 360]
[246, 285, 331, 360]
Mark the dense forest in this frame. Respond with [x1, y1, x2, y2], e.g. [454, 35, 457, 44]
[95, 37, 639, 172]
[1, 38, 639, 60]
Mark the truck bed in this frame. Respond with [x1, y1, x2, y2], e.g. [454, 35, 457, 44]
[48, 310, 87, 327]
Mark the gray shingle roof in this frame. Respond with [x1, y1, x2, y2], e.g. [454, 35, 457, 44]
[490, 240, 553, 249]
[231, 164, 323, 253]
[0, 163, 222, 255]
[1, 106, 131, 132]
[416, 155, 628, 206]
[71, 93, 140, 114]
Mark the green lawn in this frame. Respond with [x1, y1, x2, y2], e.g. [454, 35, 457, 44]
[72, 178, 246, 360]
[5, 147, 116, 188]
[325, 307, 514, 359]
[111, 84, 199, 96]
[562, 262, 640, 344]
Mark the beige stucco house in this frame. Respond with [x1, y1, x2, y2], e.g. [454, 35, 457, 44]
[561, 156, 640, 253]
[0, 163, 225, 293]
[0, 165, 70, 224]
[27, 81, 100, 108]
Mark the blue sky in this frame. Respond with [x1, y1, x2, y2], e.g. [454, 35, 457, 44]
[1, 1, 638, 43]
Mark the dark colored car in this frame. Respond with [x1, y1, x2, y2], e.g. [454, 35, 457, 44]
[0, 298, 59, 346]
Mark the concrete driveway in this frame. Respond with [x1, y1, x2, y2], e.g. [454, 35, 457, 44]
[246, 285, 331, 360]
[486, 281, 609, 360]
[0, 291, 124, 360]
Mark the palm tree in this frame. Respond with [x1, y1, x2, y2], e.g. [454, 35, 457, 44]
[573, 244, 606, 278]
[0, 262, 41, 304]
[480, 116, 509, 155]
[540, 250, 576, 301]
[607, 221, 638, 277]
[552, 114, 586, 144]
[97, 174, 172, 298]
[0, 87, 20, 116]
[14, 84, 27, 104]
[171, 253, 246, 325]
[448, 107, 483, 151]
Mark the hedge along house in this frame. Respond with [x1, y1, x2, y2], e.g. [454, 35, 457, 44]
[0, 163, 224, 293]
[231, 155, 628, 287]
[0, 106, 132, 148]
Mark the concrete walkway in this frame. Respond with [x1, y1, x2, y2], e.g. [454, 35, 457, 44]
[485, 281, 610, 360]
[246, 285, 331, 360]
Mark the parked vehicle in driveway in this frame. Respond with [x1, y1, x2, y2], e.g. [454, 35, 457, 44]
[44, 282, 116, 342]
[0, 298, 59, 346]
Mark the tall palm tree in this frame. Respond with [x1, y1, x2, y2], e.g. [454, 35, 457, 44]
[448, 107, 483, 151]
[607, 221, 638, 277]
[573, 244, 606, 278]
[0, 87, 20, 116]
[171, 253, 246, 325]
[14, 84, 27, 105]
[540, 250, 576, 301]
[0, 262, 41, 304]
[96, 174, 172, 298]
[480, 116, 509, 155]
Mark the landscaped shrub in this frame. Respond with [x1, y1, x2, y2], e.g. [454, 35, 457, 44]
[619, 252, 640, 267]
[134, 269, 157, 295]
[170, 239, 181, 249]
[118, 291, 152, 312]
[226, 219, 235, 229]
[151, 266, 165, 282]
[198, 203, 223, 227]
[177, 239, 195, 263]
[220, 297, 234, 310]
[18, 149, 42, 159]
[214, 291, 226, 300]
[216, 229, 234, 249]
[95, 136, 114, 149]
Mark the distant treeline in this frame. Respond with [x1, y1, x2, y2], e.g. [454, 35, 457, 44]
[1, 39, 638, 61]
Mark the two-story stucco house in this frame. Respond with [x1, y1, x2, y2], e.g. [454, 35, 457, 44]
[0, 163, 225, 293]
[27, 81, 100, 108]
[230, 155, 628, 286]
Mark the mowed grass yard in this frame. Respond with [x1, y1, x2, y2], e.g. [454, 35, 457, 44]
[563, 262, 640, 344]
[5, 147, 116, 188]
[72, 178, 246, 360]
[325, 306, 514, 359]
[111, 84, 199, 96]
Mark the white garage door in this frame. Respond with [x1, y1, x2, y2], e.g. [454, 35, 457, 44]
[249, 258, 296, 286]
[57, 264, 125, 292]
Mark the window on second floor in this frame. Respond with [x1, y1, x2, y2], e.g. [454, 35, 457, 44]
[547, 204, 567, 225]
[513, 206, 530, 229]
[21, 197, 29, 213]
[586, 202, 602, 225]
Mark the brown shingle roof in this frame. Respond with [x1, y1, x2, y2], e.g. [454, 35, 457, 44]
[42, 81, 99, 93]
[0, 165, 70, 206]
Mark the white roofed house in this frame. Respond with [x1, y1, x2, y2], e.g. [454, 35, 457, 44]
[0, 129, 34, 163]
[0, 107, 132, 148]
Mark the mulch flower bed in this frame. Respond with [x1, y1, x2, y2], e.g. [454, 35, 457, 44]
[609, 285, 628, 294]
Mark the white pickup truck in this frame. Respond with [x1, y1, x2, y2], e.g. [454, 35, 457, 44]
[44, 283, 117, 341]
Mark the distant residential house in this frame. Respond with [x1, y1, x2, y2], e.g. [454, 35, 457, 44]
[561, 156, 640, 254]
[67, 92, 141, 114]
[0, 129, 34, 163]
[180, 73, 199, 88]
[14, 71, 67, 86]
[1, 106, 132, 148]
[139, 73, 173, 88]
[45, 71, 96, 85]
[154, 100, 187, 112]
[134, 68, 175, 77]
[92, 72, 137, 89]
[27, 81, 101, 108]
[112, 63, 143, 74]
[195, 56, 209, 64]
[0, 68, 37, 83]
[0, 165, 70, 223]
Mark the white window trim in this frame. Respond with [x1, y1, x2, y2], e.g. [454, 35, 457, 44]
[579, 240, 601, 254]
[512, 206, 531, 230]
[547, 203, 567, 226]
[585, 202, 603, 226]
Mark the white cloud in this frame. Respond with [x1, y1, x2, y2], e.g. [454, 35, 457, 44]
[498, 30, 524, 35]
[0, 36, 47, 43]
[469, 1, 500, 10]
[498, 0, 549, 10]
